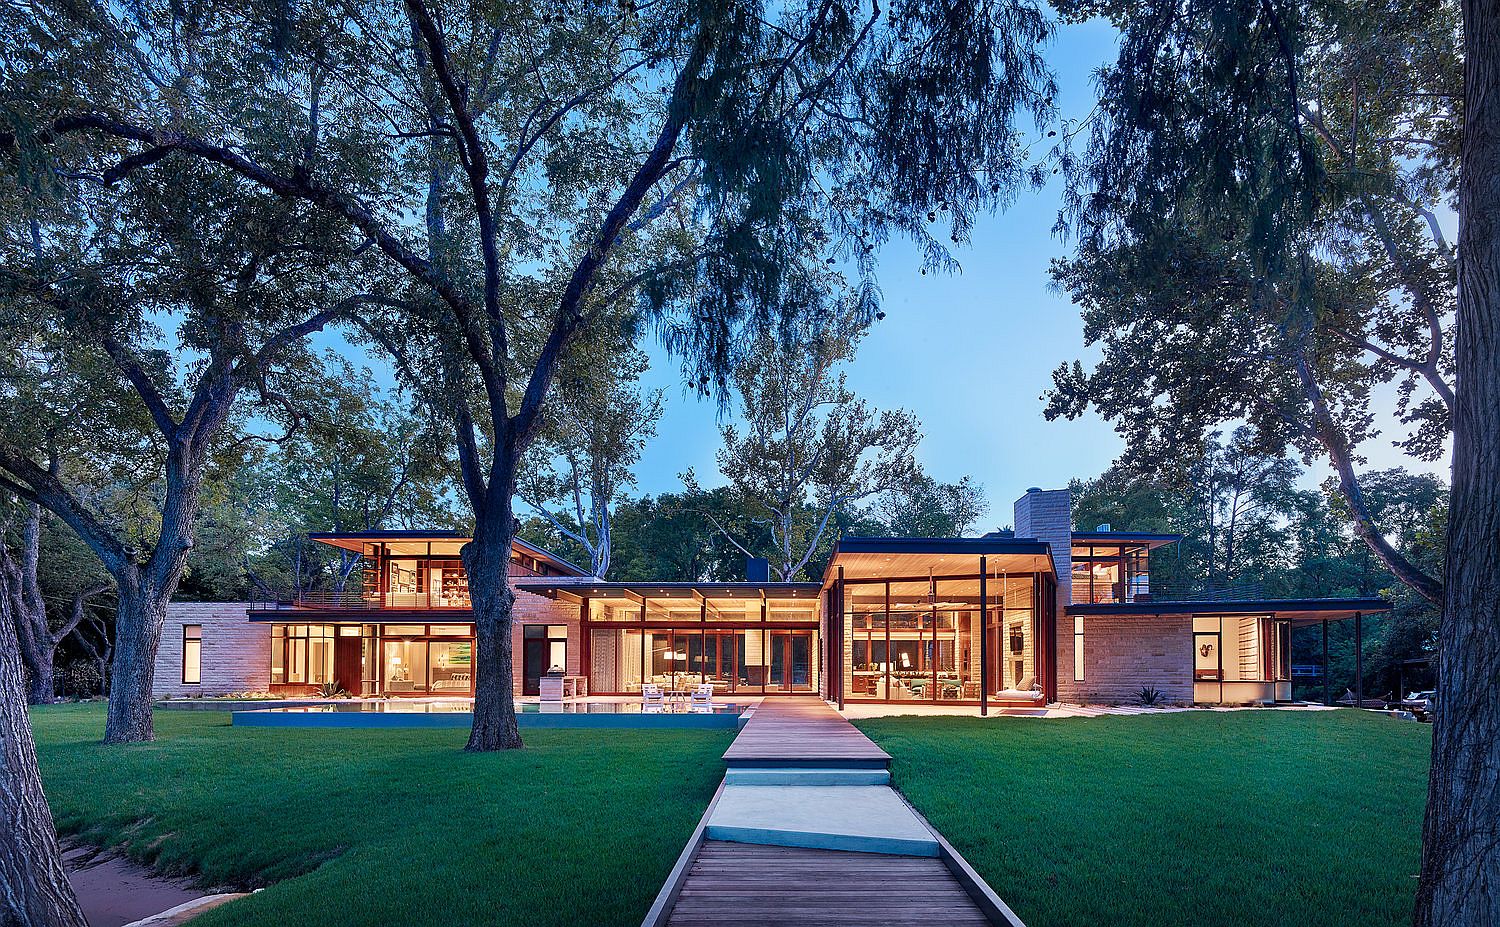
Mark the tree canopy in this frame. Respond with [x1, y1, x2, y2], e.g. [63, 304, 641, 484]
[1043, 0, 1459, 604]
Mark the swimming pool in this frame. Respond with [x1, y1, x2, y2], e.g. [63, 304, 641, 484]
[231, 700, 748, 729]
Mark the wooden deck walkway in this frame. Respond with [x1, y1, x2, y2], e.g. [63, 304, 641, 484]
[665, 841, 991, 927]
[723, 697, 891, 768]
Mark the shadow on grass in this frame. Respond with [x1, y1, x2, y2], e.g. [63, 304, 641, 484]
[858, 710, 1429, 927]
[33, 704, 732, 927]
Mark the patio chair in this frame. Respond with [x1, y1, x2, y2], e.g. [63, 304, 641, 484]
[690, 684, 714, 708]
[641, 683, 665, 706]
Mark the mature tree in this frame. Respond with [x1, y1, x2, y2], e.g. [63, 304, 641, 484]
[871, 473, 988, 538]
[0, 560, 87, 926]
[243, 355, 458, 601]
[1417, 1, 1500, 922]
[1181, 428, 1301, 589]
[2, 500, 112, 703]
[1044, 0, 1459, 606]
[13, 0, 1058, 750]
[701, 311, 922, 581]
[518, 323, 663, 577]
[594, 487, 768, 582]
[0, 155, 360, 743]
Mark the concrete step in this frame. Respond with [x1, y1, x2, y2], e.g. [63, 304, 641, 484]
[705, 785, 939, 857]
[724, 767, 890, 787]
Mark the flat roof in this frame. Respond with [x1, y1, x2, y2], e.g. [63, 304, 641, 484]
[1068, 597, 1391, 626]
[823, 535, 1055, 587]
[515, 580, 822, 604]
[1070, 531, 1182, 548]
[830, 536, 1052, 556]
[307, 531, 588, 577]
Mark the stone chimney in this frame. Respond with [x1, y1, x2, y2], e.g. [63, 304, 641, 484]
[1014, 487, 1075, 699]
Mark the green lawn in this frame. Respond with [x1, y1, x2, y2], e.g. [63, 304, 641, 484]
[32, 705, 732, 927]
[858, 710, 1429, 927]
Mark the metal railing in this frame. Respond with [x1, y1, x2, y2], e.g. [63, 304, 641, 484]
[1071, 581, 1266, 606]
[254, 590, 474, 610]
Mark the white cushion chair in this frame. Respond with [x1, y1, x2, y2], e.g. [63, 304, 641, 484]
[689, 684, 714, 709]
[641, 682, 665, 710]
[994, 673, 1044, 701]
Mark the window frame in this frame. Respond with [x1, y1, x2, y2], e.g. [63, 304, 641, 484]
[1073, 615, 1085, 681]
[181, 624, 202, 685]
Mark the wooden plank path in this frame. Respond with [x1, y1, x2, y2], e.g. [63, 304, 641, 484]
[723, 697, 891, 768]
[665, 841, 991, 927]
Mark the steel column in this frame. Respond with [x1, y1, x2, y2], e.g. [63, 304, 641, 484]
[979, 556, 988, 717]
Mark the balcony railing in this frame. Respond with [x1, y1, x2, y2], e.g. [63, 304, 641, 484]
[255, 590, 475, 610]
[1071, 581, 1266, 606]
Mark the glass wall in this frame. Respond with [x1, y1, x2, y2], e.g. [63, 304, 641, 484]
[843, 573, 1040, 703]
[270, 624, 336, 686]
[1070, 544, 1152, 604]
[1192, 615, 1291, 683]
[585, 595, 818, 694]
[271, 622, 475, 695]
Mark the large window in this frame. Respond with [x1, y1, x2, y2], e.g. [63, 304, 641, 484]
[1070, 544, 1152, 604]
[585, 594, 818, 695]
[844, 574, 1033, 703]
[1192, 615, 1290, 683]
[270, 624, 335, 685]
[182, 624, 201, 685]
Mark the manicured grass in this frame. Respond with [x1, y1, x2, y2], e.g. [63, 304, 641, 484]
[858, 710, 1429, 927]
[32, 704, 731, 927]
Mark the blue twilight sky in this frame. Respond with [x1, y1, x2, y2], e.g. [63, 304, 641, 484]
[319, 16, 1449, 529]
[627, 16, 1451, 526]
[630, 19, 1125, 521]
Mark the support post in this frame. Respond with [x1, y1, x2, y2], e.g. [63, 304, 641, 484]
[836, 567, 845, 711]
[1354, 612, 1364, 707]
[979, 556, 988, 718]
[1321, 618, 1330, 706]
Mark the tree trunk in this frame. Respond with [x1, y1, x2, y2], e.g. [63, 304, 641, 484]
[0, 579, 89, 927]
[3, 504, 56, 704]
[463, 489, 522, 752]
[102, 583, 165, 745]
[1414, 2, 1500, 923]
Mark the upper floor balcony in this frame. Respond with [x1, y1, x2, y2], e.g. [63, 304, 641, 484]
[258, 531, 588, 612]
[1069, 530, 1181, 605]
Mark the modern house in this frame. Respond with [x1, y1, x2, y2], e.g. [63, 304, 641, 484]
[154, 487, 1388, 707]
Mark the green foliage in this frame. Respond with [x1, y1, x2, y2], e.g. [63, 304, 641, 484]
[861, 711, 1430, 927]
[704, 309, 924, 580]
[1072, 447, 1445, 696]
[873, 473, 989, 539]
[1043, 0, 1458, 601]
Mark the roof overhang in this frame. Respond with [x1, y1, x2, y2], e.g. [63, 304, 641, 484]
[823, 536, 1054, 588]
[306, 531, 587, 577]
[514, 580, 822, 605]
[1067, 597, 1391, 627]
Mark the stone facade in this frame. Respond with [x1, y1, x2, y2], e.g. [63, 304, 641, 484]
[1013, 488, 1076, 700]
[508, 587, 585, 686]
[1071, 613, 1193, 704]
[153, 586, 583, 700]
[156, 602, 270, 698]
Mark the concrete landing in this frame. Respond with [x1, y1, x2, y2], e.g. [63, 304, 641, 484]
[706, 785, 940, 857]
[723, 766, 890, 786]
